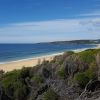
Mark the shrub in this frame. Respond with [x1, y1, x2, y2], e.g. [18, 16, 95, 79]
[43, 88, 59, 100]
[57, 67, 65, 79]
[0, 70, 4, 79]
[14, 83, 28, 100]
[20, 67, 31, 79]
[89, 62, 98, 73]
[59, 60, 64, 65]
[74, 64, 97, 88]
[85, 70, 96, 80]
[78, 49, 95, 64]
[1, 70, 29, 100]
[64, 51, 74, 56]
[74, 72, 89, 88]
[78, 49, 100, 64]
[42, 67, 51, 78]
[1, 70, 21, 89]
[31, 75, 44, 84]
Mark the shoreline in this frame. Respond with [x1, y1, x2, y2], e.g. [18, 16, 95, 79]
[0, 44, 100, 72]
[0, 52, 64, 72]
[0, 52, 64, 65]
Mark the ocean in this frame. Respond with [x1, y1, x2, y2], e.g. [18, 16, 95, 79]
[0, 43, 96, 63]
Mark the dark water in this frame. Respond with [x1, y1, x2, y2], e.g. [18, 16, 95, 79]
[0, 43, 96, 63]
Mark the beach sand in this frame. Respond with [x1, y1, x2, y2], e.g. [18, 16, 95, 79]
[0, 53, 62, 72]
[0, 44, 100, 72]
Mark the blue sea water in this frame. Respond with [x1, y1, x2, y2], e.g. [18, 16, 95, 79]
[0, 43, 96, 63]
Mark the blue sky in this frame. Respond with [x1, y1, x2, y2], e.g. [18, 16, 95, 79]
[0, 0, 100, 43]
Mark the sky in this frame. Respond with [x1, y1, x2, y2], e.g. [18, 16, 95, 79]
[0, 0, 100, 43]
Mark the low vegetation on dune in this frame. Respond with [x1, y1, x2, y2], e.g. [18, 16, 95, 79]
[0, 49, 100, 100]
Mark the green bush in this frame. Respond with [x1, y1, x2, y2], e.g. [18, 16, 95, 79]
[14, 83, 28, 100]
[74, 50, 99, 88]
[57, 67, 65, 79]
[85, 70, 96, 80]
[59, 60, 64, 65]
[78, 49, 95, 64]
[20, 67, 31, 78]
[43, 88, 59, 100]
[64, 51, 74, 56]
[89, 62, 98, 72]
[74, 65, 97, 88]
[77, 49, 100, 64]
[1, 70, 29, 100]
[31, 75, 44, 84]
[1, 70, 21, 89]
[85, 62, 98, 80]
[74, 72, 89, 88]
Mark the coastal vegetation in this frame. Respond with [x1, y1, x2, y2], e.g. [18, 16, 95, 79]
[0, 49, 100, 100]
[43, 88, 59, 100]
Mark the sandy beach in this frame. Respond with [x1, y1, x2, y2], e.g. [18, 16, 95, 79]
[0, 53, 63, 72]
[0, 44, 100, 72]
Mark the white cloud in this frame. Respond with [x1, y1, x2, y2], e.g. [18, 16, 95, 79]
[79, 10, 100, 17]
[0, 18, 100, 43]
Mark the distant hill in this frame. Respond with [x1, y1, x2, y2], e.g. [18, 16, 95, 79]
[49, 39, 100, 44]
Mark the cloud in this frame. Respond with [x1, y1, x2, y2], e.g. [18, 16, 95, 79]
[0, 17, 100, 43]
[78, 10, 100, 17]
[79, 18, 100, 26]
